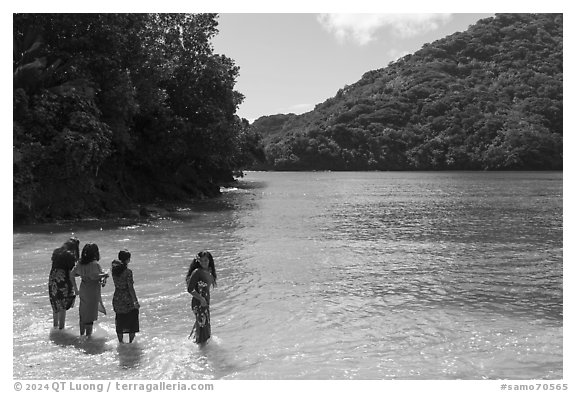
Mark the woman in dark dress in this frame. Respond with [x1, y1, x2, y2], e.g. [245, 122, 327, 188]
[111, 250, 140, 343]
[48, 237, 80, 329]
[186, 251, 217, 345]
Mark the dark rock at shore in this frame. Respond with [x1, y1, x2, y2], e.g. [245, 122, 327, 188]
[13, 174, 236, 225]
[122, 209, 142, 219]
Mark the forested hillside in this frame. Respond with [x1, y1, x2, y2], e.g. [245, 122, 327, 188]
[252, 14, 562, 171]
[13, 14, 263, 223]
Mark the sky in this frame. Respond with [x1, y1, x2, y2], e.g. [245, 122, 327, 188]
[4, 4, 575, 388]
[211, 13, 495, 123]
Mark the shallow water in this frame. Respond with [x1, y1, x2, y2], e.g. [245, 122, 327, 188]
[13, 171, 563, 379]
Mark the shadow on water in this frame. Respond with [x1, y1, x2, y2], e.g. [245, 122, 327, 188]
[234, 178, 267, 191]
[172, 180, 267, 217]
[49, 329, 109, 355]
[117, 343, 144, 369]
[14, 178, 267, 235]
[14, 218, 152, 235]
[14, 210, 208, 234]
[191, 336, 240, 379]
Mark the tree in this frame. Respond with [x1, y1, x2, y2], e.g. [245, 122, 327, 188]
[13, 13, 248, 222]
[251, 13, 562, 172]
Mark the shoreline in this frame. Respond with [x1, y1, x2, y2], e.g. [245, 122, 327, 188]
[13, 174, 245, 227]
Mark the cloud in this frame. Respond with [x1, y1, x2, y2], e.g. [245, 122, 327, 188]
[387, 48, 410, 62]
[283, 103, 315, 114]
[317, 13, 453, 45]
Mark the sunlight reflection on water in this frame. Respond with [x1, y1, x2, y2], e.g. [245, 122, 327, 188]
[13, 171, 562, 379]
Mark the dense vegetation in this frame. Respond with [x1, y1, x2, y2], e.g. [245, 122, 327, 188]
[13, 14, 264, 223]
[252, 14, 563, 171]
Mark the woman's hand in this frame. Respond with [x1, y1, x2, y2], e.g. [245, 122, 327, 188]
[134, 301, 140, 310]
[199, 297, 207, 307]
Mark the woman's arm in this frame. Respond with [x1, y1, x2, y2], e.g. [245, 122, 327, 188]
[187, 271, 208, 307]
[97, 263, 109, 278]
[70, 269, 79, 295]
[129, 286, 139, 309]
[96, 263, 109, 286]
[190, 290, 207, 307]
[127, 271, 139, 309]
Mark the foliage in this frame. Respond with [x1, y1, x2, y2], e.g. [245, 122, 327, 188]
[252, 14, 562, 171]
[13, 14, 262, 222]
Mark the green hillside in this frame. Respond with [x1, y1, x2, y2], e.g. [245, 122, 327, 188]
[251, 13, 563, 171]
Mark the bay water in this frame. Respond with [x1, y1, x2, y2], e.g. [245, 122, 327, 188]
[12, 171, 563, 379]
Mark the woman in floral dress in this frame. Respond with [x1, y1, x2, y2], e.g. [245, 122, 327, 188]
[111, 250, 140, 343]
[186, 251, 217, 344]
[48, 237, 80, 329]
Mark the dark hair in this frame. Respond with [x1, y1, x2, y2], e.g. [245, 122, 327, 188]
[111, 260, 127, 276]
[62, 237, 80, 261]
[185, 250, 217, 286]
[51, 248, 77, 270]
[118, 250, 131, 263]
[80, 243, 100, 265]
[51, 237, 79, 270]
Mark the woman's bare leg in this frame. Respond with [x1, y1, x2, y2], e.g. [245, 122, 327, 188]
[57, 310, 66, 329]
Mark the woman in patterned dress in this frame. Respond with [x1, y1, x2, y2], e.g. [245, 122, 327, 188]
[186, 251, 217, 345]
[72, 243, 108, 337]
[48, 237, 80, 329]
[111, 249, 140, 343]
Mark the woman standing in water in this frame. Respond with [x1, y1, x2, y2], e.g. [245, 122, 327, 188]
[186, 251, 217, 344]
[112, 249, 140, 343]
[48, 237, 80, 329]
[72, 243, 108, 337]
